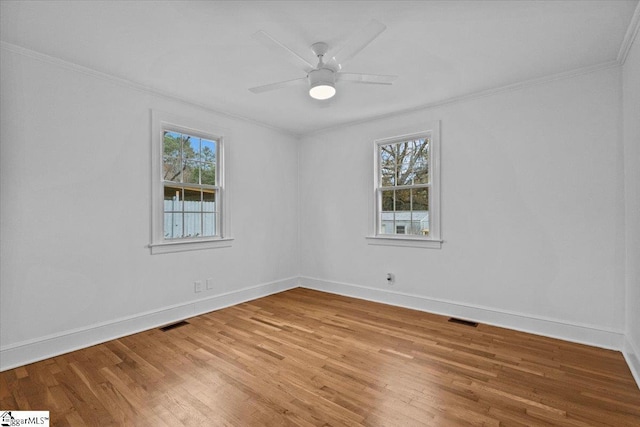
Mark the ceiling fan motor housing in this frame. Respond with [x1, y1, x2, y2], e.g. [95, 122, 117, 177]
[308, 68, 335, 87]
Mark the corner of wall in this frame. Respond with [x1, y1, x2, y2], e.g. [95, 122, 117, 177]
[624, 336, 640, 390]
[0, 278, 298, 372]
[299, 277, 626, 351]
[621, 2, 640, 391]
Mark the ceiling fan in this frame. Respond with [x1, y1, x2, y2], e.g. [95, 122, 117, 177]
[249, 19, 397, 100]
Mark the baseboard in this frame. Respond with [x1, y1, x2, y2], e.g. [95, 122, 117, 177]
[0, 277, 299, 372]
[300, 276, 625, 351]
[3, 276, 631, 379]
[623, 335, 640, 389]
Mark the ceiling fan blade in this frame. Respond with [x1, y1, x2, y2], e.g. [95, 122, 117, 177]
[337, 73, 397, 85]
[249, 77, 307, 94]
[330, 19, 387, 67]
[252, 30, 315, 71]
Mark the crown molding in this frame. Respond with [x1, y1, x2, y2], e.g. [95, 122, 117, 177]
[0, 28, 630, 139]
[618, 0, 640, 65]
[305, 59, 621, 137]
[0, 41, 301, 138]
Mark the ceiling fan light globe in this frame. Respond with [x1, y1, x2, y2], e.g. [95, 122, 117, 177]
[309, 84, 336, 100]
[308, 68, 336, 100]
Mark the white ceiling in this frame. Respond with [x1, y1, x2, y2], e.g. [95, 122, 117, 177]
[1, 0, 638, 135]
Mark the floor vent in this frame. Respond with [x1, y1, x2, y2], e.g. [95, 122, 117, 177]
[448, 317, 478, 327]
[159, 320, 190, 332]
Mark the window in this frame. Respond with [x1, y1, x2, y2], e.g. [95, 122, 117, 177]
[162, 131, 219, 239]
[150, 111, 232, 254]
[368, 123, 441, 248]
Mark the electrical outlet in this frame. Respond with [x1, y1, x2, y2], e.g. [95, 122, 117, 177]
[206, 278, 214, 290]
[194, 281, 203, 293]
[386, 273, 395, 285]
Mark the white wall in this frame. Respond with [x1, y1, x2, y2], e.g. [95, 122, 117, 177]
[299, 67, 626, 348]
[623, 30, 640, 383]
[1, 34, 636, 379]
[0, 47, 299, 369]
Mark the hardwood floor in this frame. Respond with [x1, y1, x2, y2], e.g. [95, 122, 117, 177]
[2, 288, 639, 426]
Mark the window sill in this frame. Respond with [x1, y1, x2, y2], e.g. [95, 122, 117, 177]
[149, 237, 234, 254]
[366, 236, 443, 249]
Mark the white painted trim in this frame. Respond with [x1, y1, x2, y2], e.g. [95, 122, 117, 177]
[0, 41, 300, 137]
[365, 236, 442, 249]
[149, 237, 234, 255]
[617, 0, 640, 65]
[0, 277, 299, 372]
[299, 276, 625, 351]
[149, 237, 234, 254]
[623, 335, 640, 390]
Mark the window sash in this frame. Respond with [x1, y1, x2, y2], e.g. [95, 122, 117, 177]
[162, 182, 221, 239]
[161, 128, 222, 242]
[376, 137, 432, 237]
[378, 183, 431, 191]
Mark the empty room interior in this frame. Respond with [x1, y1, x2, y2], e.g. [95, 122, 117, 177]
[2, 0, 640, 425]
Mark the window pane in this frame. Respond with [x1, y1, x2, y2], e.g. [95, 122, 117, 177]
[201, 163, 216, 185]
[201, 139, 216, 163]
[183, 188, 202, 212]
[184, 213, 202, 237]
[392, 143, 405, 186]
[385, 139, 429, 186]
[380, 145, 396, 186]
[379, 212, 394, 235]
[184, 135, 200, 162]
[395, 189, 411, 211]
[412, 187, 429, 236]
[163, 131, 182, 156]
[183, 161, 200, 184]
[412, 139, 429, 184]
[203, 189, 216, 212]
[390, 189, 411, 236]
[164, 186, 182, 211]
[163, 157, 182, 182]
[203, 213, 216, 237]
[412, 187, 428, 211]
[164, 212, 183, 239]
[163, 131, 183, 182]
[381, 189, 394, 211]
[397, 141, 413, 185]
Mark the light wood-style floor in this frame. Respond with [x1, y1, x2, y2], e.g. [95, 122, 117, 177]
[2, 288, 639, 426]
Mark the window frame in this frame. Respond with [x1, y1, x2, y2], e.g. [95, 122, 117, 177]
[367, 122, 442, 249]
[149, 110, 233, 254]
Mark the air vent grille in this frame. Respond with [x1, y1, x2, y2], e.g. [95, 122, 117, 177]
[448, 318, 478, 327]
[159, 320, 190, 332]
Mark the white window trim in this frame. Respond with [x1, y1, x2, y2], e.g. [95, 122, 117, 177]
[367, 121, 442, 249]
[149, 110, 233, 254]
